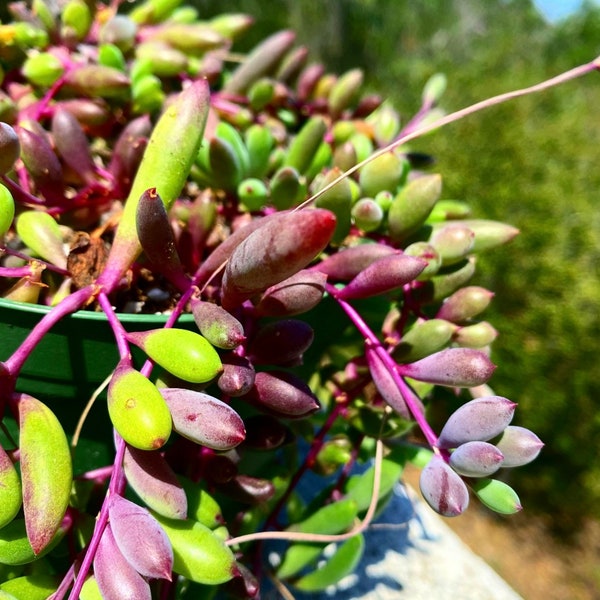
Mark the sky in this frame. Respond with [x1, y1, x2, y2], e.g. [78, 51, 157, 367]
[533, 0, 591, 22]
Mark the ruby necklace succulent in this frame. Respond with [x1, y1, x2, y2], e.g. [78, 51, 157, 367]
[0, 0, 595, 598]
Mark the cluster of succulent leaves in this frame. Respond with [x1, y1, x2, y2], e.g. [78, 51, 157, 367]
[0, 0, 544, 598]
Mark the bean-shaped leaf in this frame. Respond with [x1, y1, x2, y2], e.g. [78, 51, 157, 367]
[191, 299, 246, 349]
[365, 345, 420, 420]
[243, 370, 320, 418]
[393, 318, 457, 364]
[0, 517, 67, 565]
[51, 107, 97, 185]
[136, 188, 186, 287]
[336, 253, 426, 300]
[80, 575, 103, 600]
[15, 210, 67, 269]
[108, 495, 173, 580]
[493, 426, 544, 468]
[431, 219, 519, 253]
[160, 388, 245, 450]
[224, 30, 296, 95]
[194, 211, 286, 287]
[0, 122, 20, 176]
[16, 125, 65, 205]
[108, 114, 151, 197]
[388, 174, 442, 242]
[93, 524, 151, 600]
[419, 454, 469, 517]
[284, 115, 327, 174]
[343, 446, 406, 513]
[316, 243, 398, 281]
[217, 474, 275, 505]
[437, 396, 517, 449]
[288, 498, 358, 534]
[178, 477, 223, 529]
[255, 269, 327, 317]
[449, 441, 504, 477]
[217, 353, 256, 397]
[0, 183, 15, 239]
[0, 444, 21, 529]
[435, 286, 494, 323]
[0, 574, 58, 600]
[221, 208, 337, 310]
[397, 348, 496, 388]
[247, 319, 314, 366]
[108, 363, 172, 450]
[151, 514, 238, 585]
[123, 444, 187, 520]
[18, 394, 72, 555]
[470, 478, 522, 515]
[127, 329, 222, 384]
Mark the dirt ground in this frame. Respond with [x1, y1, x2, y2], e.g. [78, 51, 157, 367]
[403, 465, 600, 600]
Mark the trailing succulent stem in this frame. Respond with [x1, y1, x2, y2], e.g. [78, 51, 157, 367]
[4, 1, 596, 598]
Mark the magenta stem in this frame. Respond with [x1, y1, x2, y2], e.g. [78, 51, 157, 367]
[0, 266, 38, 278]
[4, 285, 95, 377]
[97, 292, 132, 363]
[328, 285, 439, 448]
[67, 437, 127, 600]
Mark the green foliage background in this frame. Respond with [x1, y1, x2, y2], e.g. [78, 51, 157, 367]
[194, 0, 600, 529]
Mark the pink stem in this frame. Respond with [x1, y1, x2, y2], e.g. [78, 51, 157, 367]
[4, 285, 95, 377]
[97, 292, 132, 363]
[328, 285, 439, 447]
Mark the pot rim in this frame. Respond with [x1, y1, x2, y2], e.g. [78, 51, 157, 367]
[0, 297, 195, 323]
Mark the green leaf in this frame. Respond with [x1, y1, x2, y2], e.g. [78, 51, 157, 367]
[152, 513, 237, 585]
[0, 444, 21, 529]
[277, 498, 359, 579]
[0, 574, 58, 599]
[293, 534, 365, 592]
[18, 395, 72, 555]
[107, 364, 172, 450]
[344, 449, 406, 513]
[128, 329, 223, 384]
[471, 478, 522, 515]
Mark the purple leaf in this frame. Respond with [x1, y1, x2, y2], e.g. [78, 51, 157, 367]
[255, 269, 327, 317]
[243, 370, 320, 418]
[51, 107, 97, 185]
[191, 299, 246, 349]
[247, 319, 314, 366]
[494, 426, 544, 468]
[136, 188, 186, 287]
[397, 348, 496, 387]
[449, 441, 504, 477]
[437, 396, 517, 450]
[336, 253, 426, 300]
[94, 524, 151, 600]
[419, 455, 469, 517]
[365, 346, 412, 419]
[221, 209, 336, 310]
[160, 388, 246, 450]
[123, 445, 187, 520]
[108, 495, 173, 580]
[315, 243, 398, 281]
[217, 354, 256, 397]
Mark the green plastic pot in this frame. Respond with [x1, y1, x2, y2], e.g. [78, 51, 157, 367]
[0, 297, 196, 402]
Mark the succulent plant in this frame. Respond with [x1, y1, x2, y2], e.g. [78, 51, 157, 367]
[4, 0, 598, 597]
